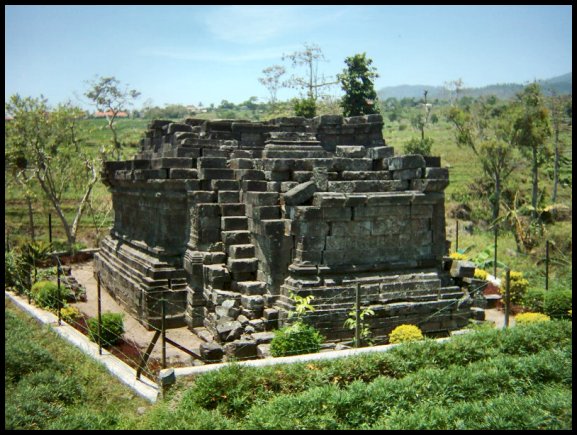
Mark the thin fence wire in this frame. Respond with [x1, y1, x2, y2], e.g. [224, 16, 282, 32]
[21, 256, 502, 366]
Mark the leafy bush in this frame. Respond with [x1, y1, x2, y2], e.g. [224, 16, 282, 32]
[522, 288, 546, 312]
[31, 280, 71, 310]
[515, 312, 551, 325]
[389, 324, 424, 344]
[5, 250, 30, 294]
[270, 321, 324, 357]
[500, 270, 529, 305]
[474, 268, 488, 280]
[293, 98, 316, 118]
[60, 306, 82, 324]
[88, 312, 124, 347]
[543, 290, 572, 319]
[404, 136, 434, 155]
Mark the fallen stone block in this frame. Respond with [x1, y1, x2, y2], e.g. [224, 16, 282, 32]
[283, 181, 317, 206]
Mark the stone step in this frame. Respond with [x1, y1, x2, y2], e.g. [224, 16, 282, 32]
[222, 230, 251, 247]
[228, 244, 255, 259]
[221, 216, 248, 231]
[220, 203, 246, 217]
[227, 258, 259, 273]
[218, 190, 240, 203]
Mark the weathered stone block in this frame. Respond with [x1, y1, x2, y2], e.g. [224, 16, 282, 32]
[387, 154, 426, 171]
[367, 146, 395, 159]
[335, 145, 367, 158]
[199, 342, 224, 362]
[283, 181, 317, 206]
[224, 339, 257, 360]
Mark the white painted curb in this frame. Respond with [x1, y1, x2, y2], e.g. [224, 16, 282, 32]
[5, 291, 159, 403]
[166, 334, 459, 379]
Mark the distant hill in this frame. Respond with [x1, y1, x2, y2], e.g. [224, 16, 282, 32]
[377, 72, 572, 100]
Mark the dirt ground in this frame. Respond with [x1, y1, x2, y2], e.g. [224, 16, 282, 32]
[70, 260, 205, 367]
[69, 260, 513, 364]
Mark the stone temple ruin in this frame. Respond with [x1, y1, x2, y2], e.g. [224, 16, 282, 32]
[95, 114, 474, 360]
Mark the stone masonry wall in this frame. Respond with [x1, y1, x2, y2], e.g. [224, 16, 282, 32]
[95, 114, 473, 360]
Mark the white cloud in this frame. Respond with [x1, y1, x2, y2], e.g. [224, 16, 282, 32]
[203, 5, 350, 45]
[139, 45, 301, 63]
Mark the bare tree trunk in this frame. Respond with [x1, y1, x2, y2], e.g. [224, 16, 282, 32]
[551, 129, 560, 203]
[35, 174, 75, 251]
[493, 175, 501, 223]
[70, 165, 98, 244]
[26, 196, 35, 243]
[531, 146, 539, 220]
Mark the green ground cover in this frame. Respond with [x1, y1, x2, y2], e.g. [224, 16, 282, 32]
[6, 297, 571, 430]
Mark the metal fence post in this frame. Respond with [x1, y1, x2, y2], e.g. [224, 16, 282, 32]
[504, 268, 510, 328]
[455, 219, 459, 252]
[493, 223, 498, 278]
[161, 296, 166, 369]
[545, 240, 549, 291]
[355, 283, 361, 348]
[57, 262, 62, 326]
[97, 273, 102, 355]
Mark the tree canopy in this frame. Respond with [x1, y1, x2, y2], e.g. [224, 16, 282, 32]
[338, 53, 379, 117]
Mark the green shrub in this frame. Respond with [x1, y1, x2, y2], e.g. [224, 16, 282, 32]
[5, 250, 30, 294]
[60, 306, 82, 324]
[515, 312, 551, 325]
[270, 321, 324, 357]
[88, 312, 124, 347]
[500, 270, 529, 305]
[522, 288, 546, 312]
[389, 324, 424, 344]
[543, 290, 572, 319]
[293, 98, 316, 118]
[404, 136, 434, 155]
[31, 280, 71, 310]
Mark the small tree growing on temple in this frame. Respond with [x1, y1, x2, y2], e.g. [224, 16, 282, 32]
[338, 52, 380, 117]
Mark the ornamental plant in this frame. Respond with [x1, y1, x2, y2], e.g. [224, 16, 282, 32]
[88, 312, 124, 347]
[515, 312, 550, 325]
[270, 322, 324, 357]
[500, 270, 529, 305]
[31, 280, 71, 310]
[474, 268, 488, 280]
[60, 306, 81, 324]
[450, 252, 468, 261]
[389, 324, 424, 344]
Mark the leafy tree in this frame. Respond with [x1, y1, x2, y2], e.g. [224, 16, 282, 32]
[5, 95, 99, 252]
[282, 43, 336, 102]
[258, 65, 286, 108]
[510, 83, 552, 220]
[337, 52, 380, 117]
[85, 76, 140, 160]
[546, 91, 571, 202]
[447, 97, 520, 223]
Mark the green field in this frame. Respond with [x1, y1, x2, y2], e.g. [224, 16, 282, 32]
[5, 99, 573, 289]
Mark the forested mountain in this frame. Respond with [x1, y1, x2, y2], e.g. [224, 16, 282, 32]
[378, 72, 572, 100]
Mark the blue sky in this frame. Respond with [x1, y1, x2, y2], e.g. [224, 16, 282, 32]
[5, 5, 572, 110]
